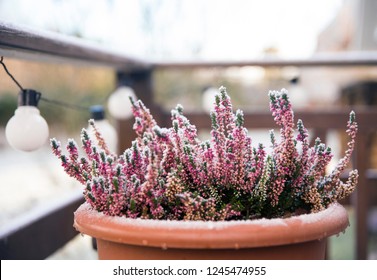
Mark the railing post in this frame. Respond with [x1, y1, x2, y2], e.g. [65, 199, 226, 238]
[354, 130, 370, 259]
[115, 69, 164, 152]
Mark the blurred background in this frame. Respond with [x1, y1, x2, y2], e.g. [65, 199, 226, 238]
[0, 0, 377, 259]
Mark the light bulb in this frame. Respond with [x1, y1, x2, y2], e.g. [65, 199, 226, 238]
[107, 86, 137, 120]
[202, 87, 219, 114]
[5, 90, 49, 152]
[89, 105, 118, 153]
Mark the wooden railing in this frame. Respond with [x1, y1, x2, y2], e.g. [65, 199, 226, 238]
[1, 21, 377, 260]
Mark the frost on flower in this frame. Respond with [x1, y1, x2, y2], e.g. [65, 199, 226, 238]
[51, 88, 358, 220]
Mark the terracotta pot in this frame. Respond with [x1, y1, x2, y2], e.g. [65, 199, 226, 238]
[74, 202, 349, 260]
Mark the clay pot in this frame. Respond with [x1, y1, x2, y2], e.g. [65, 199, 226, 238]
[74, 202, 349, 260]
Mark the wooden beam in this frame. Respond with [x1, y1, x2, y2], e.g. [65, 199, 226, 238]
[0, 21, 150, 70]
[2, 21, 376, 70]
[153, 52, 377, 68]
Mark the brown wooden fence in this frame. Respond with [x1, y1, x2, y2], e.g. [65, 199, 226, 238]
[1, 21, 377, 259]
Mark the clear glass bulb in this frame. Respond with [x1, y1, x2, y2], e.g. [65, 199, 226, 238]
[107, 86, 136, 120]
[5, 106, 49, 152]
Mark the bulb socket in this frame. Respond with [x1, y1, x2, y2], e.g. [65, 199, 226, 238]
[18, 89, 41, 107]
[90, 105, 105, 120]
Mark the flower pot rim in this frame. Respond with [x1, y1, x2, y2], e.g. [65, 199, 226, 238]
[74, 202, 349, 250]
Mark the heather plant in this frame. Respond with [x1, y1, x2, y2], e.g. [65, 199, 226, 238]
[51, 87, 358, 220]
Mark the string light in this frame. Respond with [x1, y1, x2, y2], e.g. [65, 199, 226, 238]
[107, 85, 137, 119]
[0, 57, 50, 151]
[5, 89, 49, 152]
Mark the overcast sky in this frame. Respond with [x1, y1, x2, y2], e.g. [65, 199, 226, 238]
[0, 0, 343, 59]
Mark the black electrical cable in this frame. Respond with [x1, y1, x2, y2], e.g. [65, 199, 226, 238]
[39, 96, 90, 111]
[0, 56, 24, 91]
[0, 56, 94, 111]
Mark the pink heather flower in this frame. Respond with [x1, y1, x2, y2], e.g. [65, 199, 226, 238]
[293, 119, 310, 189]
[320, 111, 358, 201]
[51, 87, 358, 220]
[130, 99, 157, 140]
[268, 89, 299, 205]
